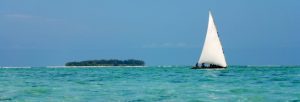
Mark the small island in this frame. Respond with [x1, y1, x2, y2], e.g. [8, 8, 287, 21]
[65, 59, 145, 66]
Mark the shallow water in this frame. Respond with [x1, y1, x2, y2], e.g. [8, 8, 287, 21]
[0, 66, 300, 101]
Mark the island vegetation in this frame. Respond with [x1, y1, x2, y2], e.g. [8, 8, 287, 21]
[65, 59, 145, 66]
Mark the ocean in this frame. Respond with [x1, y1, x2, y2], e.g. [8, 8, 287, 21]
[0, 66, 299, 101]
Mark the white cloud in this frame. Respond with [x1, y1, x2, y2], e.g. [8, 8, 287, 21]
[3, 14, 59, 22]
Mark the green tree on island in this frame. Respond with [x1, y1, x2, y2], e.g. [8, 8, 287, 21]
[65, 59, 145, 66]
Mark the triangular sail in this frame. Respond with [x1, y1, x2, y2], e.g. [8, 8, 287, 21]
[198, 11, 227, 67]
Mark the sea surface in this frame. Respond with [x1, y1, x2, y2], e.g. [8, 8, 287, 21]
[0, 66, 300, 102]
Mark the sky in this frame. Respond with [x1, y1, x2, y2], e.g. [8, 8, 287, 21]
[0, 0, 300, 66]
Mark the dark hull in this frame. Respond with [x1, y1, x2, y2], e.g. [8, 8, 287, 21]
[191, 66, 226, 69]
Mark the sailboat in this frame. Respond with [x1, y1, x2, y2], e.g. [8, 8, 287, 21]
[193, 11, 227, 69]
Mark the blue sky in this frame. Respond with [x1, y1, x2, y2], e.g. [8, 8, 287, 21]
[0, 0, 300, 66]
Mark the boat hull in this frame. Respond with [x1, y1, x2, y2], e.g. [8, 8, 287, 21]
[191, 66, 226, 69]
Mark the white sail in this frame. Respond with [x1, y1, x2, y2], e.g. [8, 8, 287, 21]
[198, 11, 227, 67]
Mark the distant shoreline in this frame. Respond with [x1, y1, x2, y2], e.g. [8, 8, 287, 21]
[1, 65, 300, 69]
[65, 59, 145, 66]
[47, 66, 146, 68]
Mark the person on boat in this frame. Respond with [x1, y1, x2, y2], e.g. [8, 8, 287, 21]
[195, 63, 199, 67]
[201, 63, 205, 68]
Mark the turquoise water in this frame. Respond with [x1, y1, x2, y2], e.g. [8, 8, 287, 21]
[0, 66, 300, 102]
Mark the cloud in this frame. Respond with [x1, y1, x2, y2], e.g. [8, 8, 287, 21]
[4, 14, 35, 19]
[3, 14, 59, 22]
[142, 42, 199, 48]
